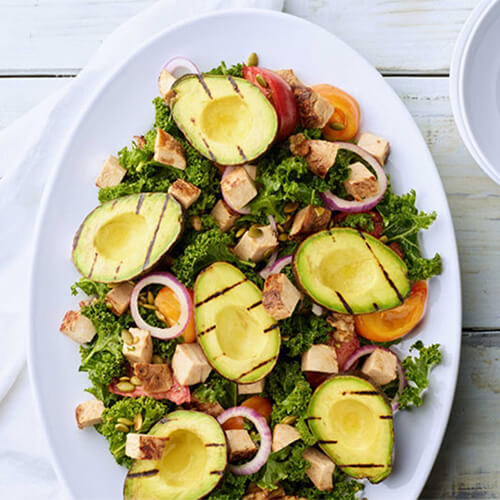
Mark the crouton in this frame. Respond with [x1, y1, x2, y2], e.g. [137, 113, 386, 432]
[301, 345, 338, 374]
[344, 162, 378, 201]
[154, 128, 186, 170]
[302, 447, 335, 491]
[122, 328, 153, 365]
[60, 310, 96, 344]
[211, 199, 239, 232]
[75, 400, 105, 429]
[125, 433, 168, 460]
[358, 132, 390, 165]
[262, 273, 302, 320]
[361, 348, 398, 386]
[272, 424, 301, 452]
[95, 155, 126, 188]
[233, 225, 278, 263]
[238, 380, 265, 395]
[172, 343, 212, 386]
[220, 166, 258, 211]
[289, 205, 331, 239]
[105, 282, 134, 316]
[134, 363, 173, 394]
[226, 429, 257, 462]
[168, 179, 201, 209]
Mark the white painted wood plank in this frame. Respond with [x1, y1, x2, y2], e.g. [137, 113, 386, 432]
[0, 0, 478, 75]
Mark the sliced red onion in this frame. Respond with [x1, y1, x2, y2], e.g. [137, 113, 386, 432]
[259, 250, 279, 279]
[320, 143, 387, 213]
[218, 407, 271, 475]
[268, 255, 293, 275]
[267, 214, 277, 236]
[221, 166, 251, 215]
[130, 272, 192, 340]
[311, 303, 325, 316]
[163, 56, 199, 78]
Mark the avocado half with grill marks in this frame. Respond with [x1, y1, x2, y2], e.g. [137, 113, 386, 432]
[293, 228, 410, 314]
[124, 410, 227, 500]
[170, 74, 278, 165]
[72, 193, 183, 283]
[194, 262, 280, 383]
[307, 374, 393, 483]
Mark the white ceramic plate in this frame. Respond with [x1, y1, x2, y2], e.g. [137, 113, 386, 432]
[29, 9, 461, 500]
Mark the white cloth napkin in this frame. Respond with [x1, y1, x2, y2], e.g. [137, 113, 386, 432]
[0, 1, 283, 498]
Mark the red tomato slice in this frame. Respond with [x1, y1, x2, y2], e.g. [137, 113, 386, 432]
[221, 396, 273, 430]
[242, 66, 299, 142]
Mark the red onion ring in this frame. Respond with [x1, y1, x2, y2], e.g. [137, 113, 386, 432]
[130, 272, 192, 339]
[221, 167, 251, 215]
[259, 250, 278, 279]
[268, 255, 293, 275]
[320, 143, 387, 213]
[267, 214, 278, 236]
[217, 406, 272, 475]
[163, 56, 199, 78]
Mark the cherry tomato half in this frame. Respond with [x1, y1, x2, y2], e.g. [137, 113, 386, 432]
[221, 396, 273, 430]
[333, 211, 384, 239]
[311, 84, 360, 141]
[354, 281, 428, 342]
[242, 66, 299, 142]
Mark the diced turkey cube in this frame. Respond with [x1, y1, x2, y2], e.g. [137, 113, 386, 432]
[361, 348, 398, 386]
[168, 179, 201, 209]
[358, 132, 390, 165]
[244, 164, 258, 180]
[172, 343, 212, 386]
[233, 225, 278, 263]
[105, 282, 134, 316]
[344, 162, 378, 201]
[302, 447, 335, 491]
[238, 380, 265, 395]
[272, 424, 301, 452]
[289, 205, 331, 239]
[275, 68, 304, 88]
[75, 400, 105, 429]
[134, 363, 173, 393]
[220, 166, 258, 211]
[211, 199, 239, 232]
[122, 328, 153, 365]
[289, 134, 339, 178]
[154, 128, 186, 170]
[60, 310, 96, 344]
[125, 433, 168, 460]
[301, 345, 338, 374]
[95, 155, 126, 188]
[225, 429, 257, 462]
[158, 69, 176, 100]
[185, 394, 224, 417]
[262, 273, 301, 320]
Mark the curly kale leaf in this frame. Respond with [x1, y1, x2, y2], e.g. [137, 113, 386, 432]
[194, 372, 237, 409]
[280, 314, 330, 357]
[334, 212, 375, 233]
[96, 397, 171, 467]
[325, 148, 359, 197]
[397, 341, 442, 410]
[206, 471, 248, 500]
[291, 468, 364, 499]
[71, 278, 110, 299]
[205, 61, 244, 77]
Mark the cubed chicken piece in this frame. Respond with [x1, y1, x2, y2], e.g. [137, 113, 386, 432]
[226, 429, 257, 462]
[158, 69, 176, 100]
[238, 380, 265, 395]
[244, 164, 258, 180]
[134, 363, 173, 393]
[75, 400, 105, 429]
[243, 484, 286, 500]
[275, 69, 304, 87]
[122, 328, 153, 365]
[233, 225, 278, 263]
[220, 166, 258, 211]
[95, 155, 126, 188]
[125, 433, 168, 460]
[262, 273, 302, 320]
[211, 199, 239, 233]
[301, 345, 338, 374]
[306, 140, 340, 178]
[172, 343, 212, 386]
[168, 179, 201, 209]
[289, 205, 331, 239]
[272, 424, 301, 452]
[105, 282, 134, 316]
[358, 132, 390, 165]
[302, 447, 335, 491]
[60, 310, 96, 344]
[154, 128, 186, 170]
[361, 348, 398, 386]
[185, 394, 224, 417]
[289, 133, 310, 157]
[343, 162, 378, 201]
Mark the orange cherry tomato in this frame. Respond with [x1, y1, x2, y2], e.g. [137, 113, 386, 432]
[154, 286, 196, 343]
[221, 396, 273, 430]
[311, 84, 361, 141]
[354, 281, 428, 342]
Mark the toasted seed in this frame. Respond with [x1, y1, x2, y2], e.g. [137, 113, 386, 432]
[144, 303, 158, 311]
[281, 415, 297, 425]
[278, 233, 288, 242]
[155, 310, 166, 322]
[134, 413, 143, 431]
[263, 248, 275, 259]
[147, 291, 154, 305]
[255, 74, 267, 87]
[283, 217, 294, 230]
[121, 330, 133, 345]
[380, 235, 389, 243]
[116, 382, 135, 392]
[130, 376, 141, 386]
[115, 423, 129, 433]
[284, 202, 299, 213]
[248, 225, 263, 238]
[314, 206, 326, 217]
[329, 121, 346, 131]
[119, 376, 131, 382]
[117, 417, 134, 426]
[190, 215, 202, 231]
[236, 227, 247, 238]
[247, 52, 258, 67]
[152, 354, 164, 364]
[277, 224, 284, 233]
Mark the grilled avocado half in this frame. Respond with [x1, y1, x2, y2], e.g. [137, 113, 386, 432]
[194, 262, 280, 383]
[170, 74, 278, 165]
[72, 193, 183, 283]
[124, 410, 227, 500]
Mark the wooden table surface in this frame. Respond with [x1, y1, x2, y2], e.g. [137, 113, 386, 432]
[1, 1, 498, 498]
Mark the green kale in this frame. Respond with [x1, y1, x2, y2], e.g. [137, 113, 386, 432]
[397, 341, 442, 410]
[194, 372, 237, 409]
[71, 278, 110, 299]
[152, 337, 180, 363]
[290, 469, 364, 499]
[280, 314, 330, 357]
[334, 212, 375, 233]
[302, 127, 323, 140]
[206, 61, 244, 77]
[325, 148, 357, 197]
[376, 186, 442, 281]
[295, 415, 318, 446]
[96, 397, 172, 467]
[206, 471, 248, 500]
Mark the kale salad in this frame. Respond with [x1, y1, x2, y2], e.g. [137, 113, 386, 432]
[62, 55, 443, 499]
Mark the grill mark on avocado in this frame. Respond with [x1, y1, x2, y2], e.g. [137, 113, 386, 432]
[210, 470, 225, 476]
[195, 74, 213, 99]
[135, 193, 145, 214]
[205, 443, 225, 447]
[127, 469, 159, 479]
[113, 261, 122, 281]
[72, 224, 84, 252]
[227, 75, 242, 96]
[197, 324, 216, 337]
[263, 323, 279, 334]
[319, 439, 338, 444]
[357, 230, 404, 303]
[236, 145, 247, 162]
[195, 279, 248, 307]
[304, 416, 322, 421]
[142, 195, 169, 270]
[201, 137, 217, 162]
[88, 252, 98, 278]
[372, 302, 380, 311]
[236, 355, 277, 380]
[343, 390, 380, 396]
[112, 199, 118, 209]
[190, 117, 196, 125]
[340, 464, 386, 468]
[246, 300, 262, 311]
[379, 415, 392, 419]
[335, 291, 353, 315]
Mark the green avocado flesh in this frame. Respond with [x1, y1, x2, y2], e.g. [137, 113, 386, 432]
[294, 228, 410, 314]
[72, 193, 182, 283]
[194, 262, 280, 383]
[171, 74, 278, 165]
[124, 410, 227, 500]
[307, 375, 393, 483]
